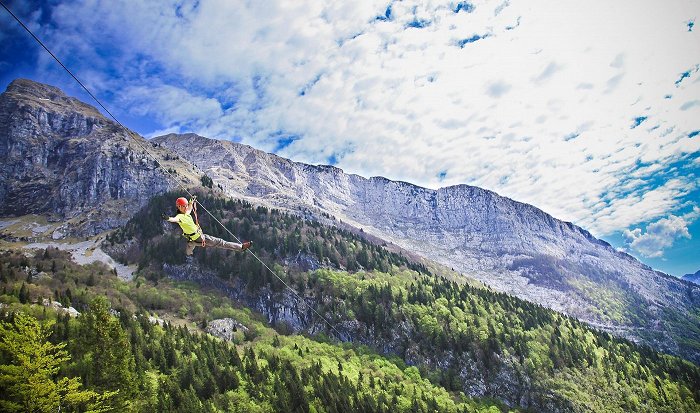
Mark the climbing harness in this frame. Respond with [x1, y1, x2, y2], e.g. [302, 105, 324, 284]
[191, 197, 206, 247]
[1, 0, 343, 340]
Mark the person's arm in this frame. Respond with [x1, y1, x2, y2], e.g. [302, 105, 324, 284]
[162, 213, 180, 223]
[186, 196, 196, 214]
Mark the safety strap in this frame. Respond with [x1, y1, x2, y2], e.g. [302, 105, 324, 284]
[192, 197, 206, 247]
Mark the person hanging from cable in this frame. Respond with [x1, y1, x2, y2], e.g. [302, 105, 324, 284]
[163, 196, 252, 257]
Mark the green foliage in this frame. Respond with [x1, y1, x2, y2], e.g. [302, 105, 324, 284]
[200, 174, 214, 188]
[0, 312, 114, 412]
[0, 248, 499, 412]
[73, 297, 138, 410]
[0, 304, 493, 413]
[302, 268, 700, 412]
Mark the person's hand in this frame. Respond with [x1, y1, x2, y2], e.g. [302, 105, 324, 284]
[161, 213, 169, 221]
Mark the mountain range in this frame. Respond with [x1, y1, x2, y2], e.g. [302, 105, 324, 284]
[1, 78, 699, 365]
[152, 133, 700, 363]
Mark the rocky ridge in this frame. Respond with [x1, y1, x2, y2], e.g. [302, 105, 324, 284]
[683, 270, 700, 285]
[1, 79, 697, 363]
[154, 133, 700, 363]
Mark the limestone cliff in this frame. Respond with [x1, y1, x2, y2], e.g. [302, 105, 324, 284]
[0, 79, 198, 236]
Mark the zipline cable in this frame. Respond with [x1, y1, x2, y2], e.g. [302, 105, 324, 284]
[1, 0, 345, 340]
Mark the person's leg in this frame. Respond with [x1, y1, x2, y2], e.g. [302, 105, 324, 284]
[201, 234, 251, 251]
[185, 240, 197, 256]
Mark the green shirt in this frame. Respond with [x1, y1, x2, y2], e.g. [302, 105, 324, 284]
[177, 213, 201, 240]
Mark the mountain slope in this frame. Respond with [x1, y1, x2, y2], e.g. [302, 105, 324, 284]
[0, 248, 509, 413]
[98, 193, 700, 411]
[0, 79, 199, 237]
[683, 270, 700, 285]
[154, 133, 700, 363]
[5, 240, 699, 412]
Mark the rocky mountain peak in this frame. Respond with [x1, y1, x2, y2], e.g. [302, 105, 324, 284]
[6, 78, 68, 100]
[0, 79, 197, 236]
[4, 78, 103, 119]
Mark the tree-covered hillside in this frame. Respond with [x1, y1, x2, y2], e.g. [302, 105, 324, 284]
[110, 193, 700, 411]
[1, 192, 699, 412]
[0, 248, 504, 412]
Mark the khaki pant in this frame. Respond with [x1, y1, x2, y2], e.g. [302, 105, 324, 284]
[185, 233, 244, 255]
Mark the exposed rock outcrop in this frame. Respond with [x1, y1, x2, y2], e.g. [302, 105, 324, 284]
[206, 318, 248, 341]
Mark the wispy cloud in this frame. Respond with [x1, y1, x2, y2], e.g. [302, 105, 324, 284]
[485, 80, 511, 98]
[125, 84, 224, 131]
[680, 100, 700, 110]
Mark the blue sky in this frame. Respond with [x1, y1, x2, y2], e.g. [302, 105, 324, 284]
[1, 0, 699, 277]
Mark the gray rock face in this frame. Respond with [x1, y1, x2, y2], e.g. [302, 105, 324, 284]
[206, 318, 248, 342]
[0, 79, 188, 236]
[154, 133, 700, 363]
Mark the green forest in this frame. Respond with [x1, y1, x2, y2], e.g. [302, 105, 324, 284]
[1, 192, 699, 412]
[0, 247, 505, 412]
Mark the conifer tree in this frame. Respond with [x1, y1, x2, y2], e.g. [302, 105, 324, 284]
[0, 312, 114, 412]
[77, 297, 138, 410]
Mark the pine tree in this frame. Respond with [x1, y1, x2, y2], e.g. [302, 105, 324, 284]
[77, 297, 138, 410]
[0, 312, 114, 412]
[18, 282, 28, 304]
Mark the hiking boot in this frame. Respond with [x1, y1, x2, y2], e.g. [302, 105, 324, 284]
[242, 241, 253, 251]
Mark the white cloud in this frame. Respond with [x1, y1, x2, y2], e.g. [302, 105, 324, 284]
[680, 100, 700, 110]
[593, 178, 696, 236]
[18, 0, 700, 239]
[124, 84, 223, 131]
[623, 213, 694, 258]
